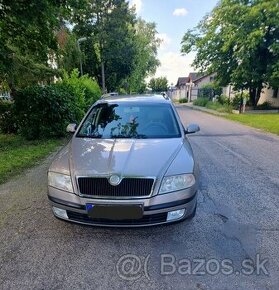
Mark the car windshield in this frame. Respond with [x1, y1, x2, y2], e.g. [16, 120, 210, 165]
[77, 102, 181, 139]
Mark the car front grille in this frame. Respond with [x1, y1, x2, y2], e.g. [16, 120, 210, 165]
[67, 210, 167, 226]
[77, 177, 155, 198]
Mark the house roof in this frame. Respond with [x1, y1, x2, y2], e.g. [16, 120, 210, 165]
[192, 72, 215, 83]
[175, 72, 215, 87]
[176, 77, 189, 87]
[188, 72, 201, 82]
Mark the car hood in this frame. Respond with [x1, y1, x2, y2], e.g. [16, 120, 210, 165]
[69, 137, 191, 178]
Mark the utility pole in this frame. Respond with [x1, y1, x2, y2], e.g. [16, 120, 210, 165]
[101, 61, 106, 93]
[77, 37, 87, 76]
[98, 6, 106, 94]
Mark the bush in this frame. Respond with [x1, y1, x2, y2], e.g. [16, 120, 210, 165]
[231, 92, 250, 109]
[198, 83, 222, 99]
[193, 97, 232, 112]
[256, 101, 273, 110]
[13, 84, 85, 140]
[206, 101, 232, 113]
[193, 98, 209, 107]
[61, 69, 101, 109]
[179, 98, 187, 103]
[0, 100, 12, 115]
[0, 100, 18, 134]
[216, 95, 229, 105]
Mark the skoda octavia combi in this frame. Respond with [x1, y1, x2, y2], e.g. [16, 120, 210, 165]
[48, 94, 200, 226]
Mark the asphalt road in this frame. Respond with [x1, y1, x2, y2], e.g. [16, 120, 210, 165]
[1, 106, 279, 290]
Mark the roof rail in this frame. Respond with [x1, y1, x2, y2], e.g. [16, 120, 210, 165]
[161, 92, 169, 100]
[101, 92, 119, 99]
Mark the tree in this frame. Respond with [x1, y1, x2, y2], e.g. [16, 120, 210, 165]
[0, 0, 88, 92]
[149, 77, 168, 92]
[73, 2, 162, 93]
[199, 83, 222, 99]
[181, 0, 279, 106]
[127, 18, 161, 93]
[56, 27, 81, 74]
[0, 0, 62, 91]
[73, 0, 137, 92]
[0, 0, 162, 95]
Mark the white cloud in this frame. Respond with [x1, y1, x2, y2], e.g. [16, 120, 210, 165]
[157, 33, 171, 50]
[154, 52, 194, 85]
[129, 0, 142, 14]
[173, 8, 188, 17]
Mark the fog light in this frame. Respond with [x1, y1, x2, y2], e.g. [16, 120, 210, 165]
[167, 209, 185, 221]
[52, 207, 68, 219]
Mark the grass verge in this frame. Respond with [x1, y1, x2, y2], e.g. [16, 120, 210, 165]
[193, 98, 233, 113]
[205, 102, 232, 113]
[224, 114, 279, 135]
[193, 98, 279, 135]
[0, 134, 65, 184]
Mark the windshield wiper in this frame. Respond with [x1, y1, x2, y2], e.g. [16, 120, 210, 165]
[111, 135, 130, 139]
[111, 134, 148, 139]
[135, 134, 147, 139]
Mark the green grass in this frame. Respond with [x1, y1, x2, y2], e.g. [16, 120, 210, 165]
[193, 98, 279, 135]
[224, 114, 279, 135]
[193, 98, 232, 113]
[178, 98, 188, 103]
[193, 98, 209, 107]
[205, 102, 232, 113]
[0, 134, 65, 184]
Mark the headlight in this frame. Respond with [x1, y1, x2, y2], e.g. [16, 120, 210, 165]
[159, 174, 195, 194]
[48, 172, 73, 193]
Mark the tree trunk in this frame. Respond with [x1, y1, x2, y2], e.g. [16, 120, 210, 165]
[249, 87, 257, 107]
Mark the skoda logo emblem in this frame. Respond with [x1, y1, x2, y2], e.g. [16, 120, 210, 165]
[109, 175, 121, 186]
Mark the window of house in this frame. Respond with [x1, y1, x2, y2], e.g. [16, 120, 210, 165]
[272, 88, 278, 98]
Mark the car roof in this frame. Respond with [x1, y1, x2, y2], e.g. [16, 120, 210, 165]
[98, 94, 171, 104]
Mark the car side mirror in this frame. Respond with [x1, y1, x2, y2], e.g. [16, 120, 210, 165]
[66, 123, 77, 133]
[185, 123, 200, 134]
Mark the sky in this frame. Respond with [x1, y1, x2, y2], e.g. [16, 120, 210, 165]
[128, 0, 219, 85]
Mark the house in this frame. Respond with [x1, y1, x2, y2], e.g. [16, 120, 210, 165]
[170, 73, 201, 102]
[169, 77, 189, 101]
[188, 72, 202, 101]
[191, 73, 216, 100]
[258, 87, 279, 107]
[192, 74, 279, 106]
[171, 72, 217, 102]
[176, 77, 189, 95]
[172, 71, 279, 107]
[190, 72, 237, 100]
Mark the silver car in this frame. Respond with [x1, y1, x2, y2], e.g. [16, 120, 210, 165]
[48, 94, 200, 227]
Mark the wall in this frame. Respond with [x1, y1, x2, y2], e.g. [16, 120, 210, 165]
[194, 75, 212, 88]
[258, 87, 279, 107]
[171, 86, 188, 101]
[222, 85, 236, 99]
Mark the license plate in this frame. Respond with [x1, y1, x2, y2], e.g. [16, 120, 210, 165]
[86, 204, 143, 220]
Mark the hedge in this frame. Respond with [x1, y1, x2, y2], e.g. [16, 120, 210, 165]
[13, 84, 85, 139]
[0, 100, 17, 134]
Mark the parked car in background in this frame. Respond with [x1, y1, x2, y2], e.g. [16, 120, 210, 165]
[47, 94, 200, 227]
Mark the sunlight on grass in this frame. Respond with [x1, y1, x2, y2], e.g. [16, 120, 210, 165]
[225, 114, 279, 135]
[0, 134, 65, 184]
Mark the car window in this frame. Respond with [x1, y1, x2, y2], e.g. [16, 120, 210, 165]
[77, 102, 181, 139]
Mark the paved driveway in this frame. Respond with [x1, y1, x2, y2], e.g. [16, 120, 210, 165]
[0, 106, 279, 289]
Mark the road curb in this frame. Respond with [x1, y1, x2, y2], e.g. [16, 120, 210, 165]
[175, 103, 228, 116]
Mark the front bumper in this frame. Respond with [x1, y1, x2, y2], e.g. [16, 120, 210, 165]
[48, 187, 197, 227]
